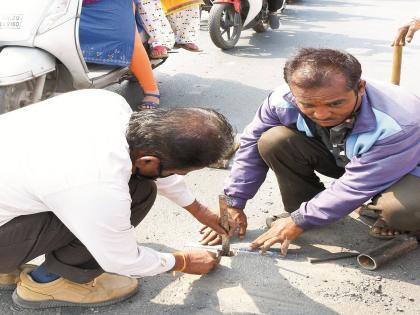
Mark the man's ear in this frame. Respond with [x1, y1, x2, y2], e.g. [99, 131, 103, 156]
[134, 156, 161, 171]
[357, 80, 366, 98]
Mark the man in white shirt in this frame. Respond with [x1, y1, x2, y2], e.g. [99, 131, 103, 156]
[0, 89, 234, 309]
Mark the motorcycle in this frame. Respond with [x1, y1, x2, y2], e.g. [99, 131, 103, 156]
[0, 0, 164, 114]
[203, 0, 286, 50]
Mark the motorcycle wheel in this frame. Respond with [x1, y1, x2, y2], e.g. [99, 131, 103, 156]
[208, 3, 242, 50]
[0, 82, 32, 114]
[253, 20, 269, 33]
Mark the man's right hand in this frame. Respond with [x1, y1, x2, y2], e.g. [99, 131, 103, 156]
[172, 250, 220, 275]
[227, 207, 248, 239]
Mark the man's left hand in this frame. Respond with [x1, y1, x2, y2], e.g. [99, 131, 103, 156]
[199, 206, 248, 245]
[184, 200, 227, 237]
[250, 216, 304, 256]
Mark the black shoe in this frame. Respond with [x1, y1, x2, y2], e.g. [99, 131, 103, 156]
[268, 13, 280, 29]
[265, 212, 291, 228]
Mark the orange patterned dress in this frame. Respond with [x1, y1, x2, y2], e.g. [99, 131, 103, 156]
[160, 0, 203, 15]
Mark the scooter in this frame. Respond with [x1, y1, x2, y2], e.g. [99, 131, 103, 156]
[204, 0, 286, 50]
[0, 0, 164, 114]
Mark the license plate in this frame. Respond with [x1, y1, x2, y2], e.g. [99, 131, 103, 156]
[0, 14, 23, 30]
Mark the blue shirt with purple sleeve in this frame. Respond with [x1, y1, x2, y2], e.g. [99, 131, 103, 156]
[224, 80, 420, 230]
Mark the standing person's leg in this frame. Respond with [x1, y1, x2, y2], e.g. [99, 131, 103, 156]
[367, 174, 420, 238]
[130, 29, 161, 109]
[267, 0, 285, 29]
[167, 6, 201, 52]
[257, 126, 345, 213]
[138, 0, 175, 59]
[130, 1, 160, 109]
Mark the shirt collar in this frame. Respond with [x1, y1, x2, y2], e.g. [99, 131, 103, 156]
[350, 92, 377, 135]
[283, 91, 295, 105]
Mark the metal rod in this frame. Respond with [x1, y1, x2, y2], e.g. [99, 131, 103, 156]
[308, 251, 360, 264]
[219, 194, 231, 256]
[357, 234, 418, 270]
[183, 242, 278, 257]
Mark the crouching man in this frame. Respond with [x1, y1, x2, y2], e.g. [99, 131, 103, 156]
[203, 48, 420, 253]
[0, 89, 234, 308]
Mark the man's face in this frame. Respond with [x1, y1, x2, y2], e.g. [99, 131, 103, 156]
[289, 73, 365, 127]
[159, 166, 202, 177]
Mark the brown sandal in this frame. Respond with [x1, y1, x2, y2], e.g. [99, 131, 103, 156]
[174, 43, 202, 52]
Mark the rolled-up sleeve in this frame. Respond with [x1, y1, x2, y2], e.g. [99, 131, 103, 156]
[156, 175, 195, 207]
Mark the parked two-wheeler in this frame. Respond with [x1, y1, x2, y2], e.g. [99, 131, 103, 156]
[203, 0, 286, 50]
[0, 0, 164, 114]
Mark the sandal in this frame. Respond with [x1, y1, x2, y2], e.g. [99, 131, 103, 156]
[149, 45, 168, 59]
[138, 93, 160, 110]
[356, 204, 381, 219]
[369, 218, 406, 240]
[174, 43, 202, 52]
[266, 212, 291, 228]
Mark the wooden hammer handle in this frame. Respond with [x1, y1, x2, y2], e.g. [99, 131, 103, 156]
[391, 45, 403, 85]
[219, 195, 230, 256]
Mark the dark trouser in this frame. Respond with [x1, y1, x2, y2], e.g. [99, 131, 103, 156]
[257, 126, 420, 231]
[268, 0, 285, 12]
[0, 176, 157, 283]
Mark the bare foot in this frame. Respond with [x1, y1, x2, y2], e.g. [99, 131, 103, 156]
[371, 225, 401, 237]
[370, 218, 404, 238]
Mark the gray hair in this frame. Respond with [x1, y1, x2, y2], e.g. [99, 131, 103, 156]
[126, 107, 235, 169]
[283, 48, 362, 91]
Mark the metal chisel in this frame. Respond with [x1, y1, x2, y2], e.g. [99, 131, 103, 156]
[219, 194, 231, 256]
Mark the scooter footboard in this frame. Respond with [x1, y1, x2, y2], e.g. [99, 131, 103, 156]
[0, 47, 55, 86]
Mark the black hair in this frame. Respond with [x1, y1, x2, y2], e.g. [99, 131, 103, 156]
[126, 107, 235, 169]
[284, 48, 362, 91]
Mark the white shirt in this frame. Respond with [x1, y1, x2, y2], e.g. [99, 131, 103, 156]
[0, 89, 194, 277]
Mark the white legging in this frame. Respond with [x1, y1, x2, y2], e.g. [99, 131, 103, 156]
[138, 0, 200, 48]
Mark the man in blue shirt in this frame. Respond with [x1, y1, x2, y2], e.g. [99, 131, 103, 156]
[210, 48, 420, 253]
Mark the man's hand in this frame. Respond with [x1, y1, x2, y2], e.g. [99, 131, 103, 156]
[184, 200, 227, 236]
[392, 18, 420, 46]
[250, 216, 304, 256]
[199, 207, 248, 245]
[227, 207, 248, 239]
[172, 250, 220, 275]
[199, 226, 222, 245]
